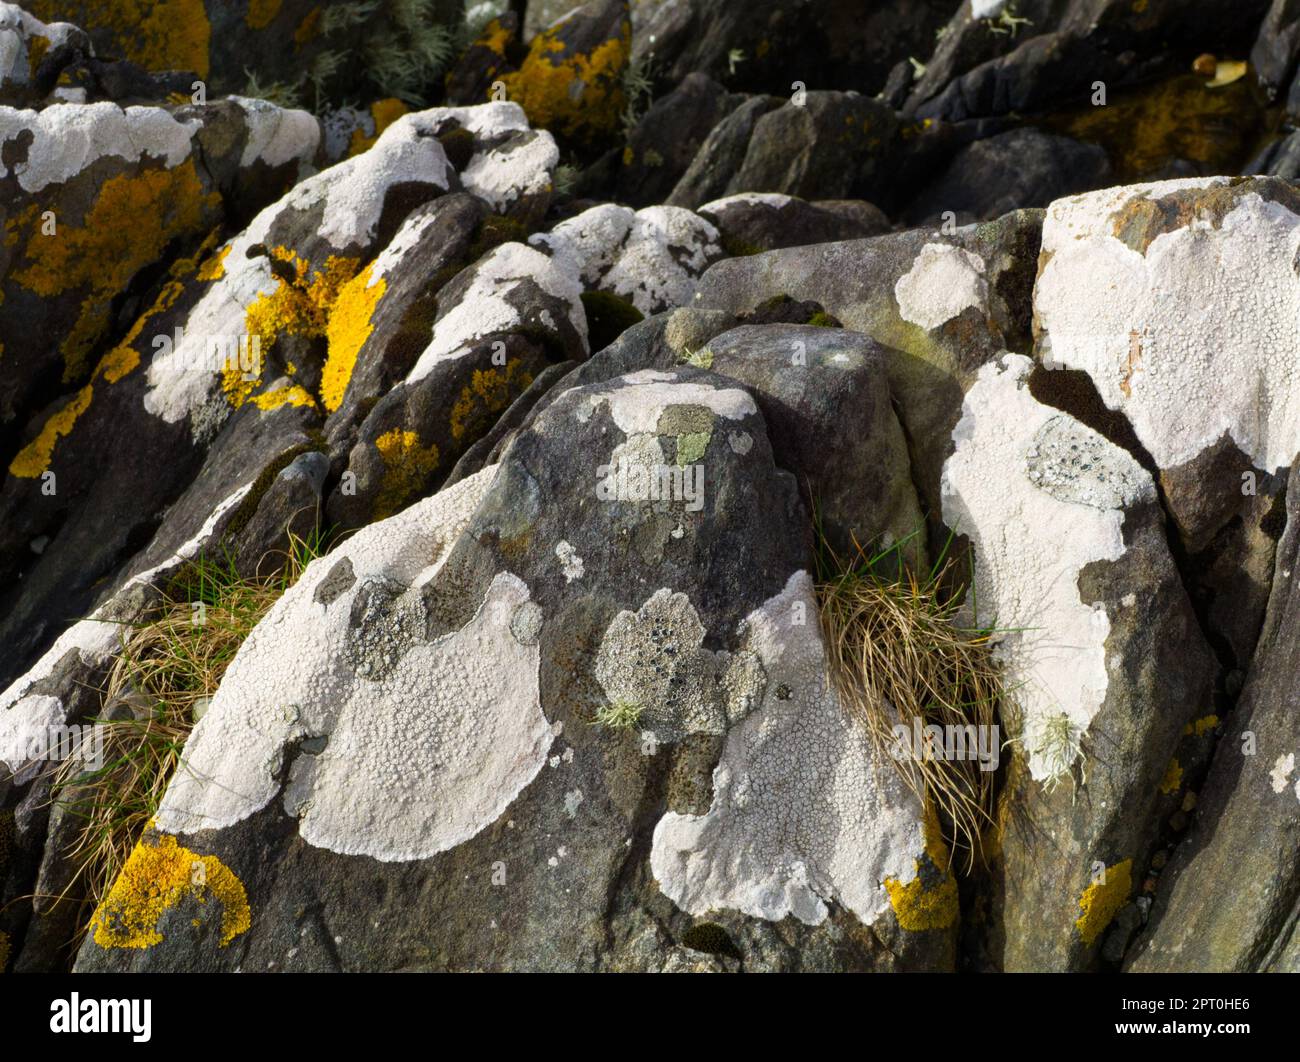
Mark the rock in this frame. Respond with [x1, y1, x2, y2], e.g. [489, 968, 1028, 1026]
[721, 91, 899, 204]
[635, 0, 957, 99]
[693, 209, 1044, 530]
[666, 94, 781, 209]
[500, 0, 631, 146]
[944, 353, 1216, 970]
[529, 202, 723, 316]
[0, 102, 555, 692]
[0, 96, 319, 436]
[615, 72, 742, 208]
[1127, 465, 1300, 972]
[698, 193, 891, 253]
[1250, 0, 1300, 101]
[1034, 176, 1299, 667]
[444, 11, 520, 106]
[73, 369, 948, 972]
[901, 127, 1112, 225]
[694, 325, 924, 562]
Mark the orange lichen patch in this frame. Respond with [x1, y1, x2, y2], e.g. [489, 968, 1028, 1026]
[347, 98, 410, 157]
[245, 0, 281, 30]
[449, 359, 533, 441]
[883, 804, 959, 931]
[322, 263, 385, 413]
[1159, 757, 1184, 795]
[1183, 714, 1219, 737]
[9, 384, 93, 478]
[500, 16, 630, 141]
[374, 428, 439, 519]
[9, 160, 217, 383]
[89, 832, 250, 950]
[29, 0, 211, 78]
[294, 6, 321, 46]
[1076, 858, 1132, 946]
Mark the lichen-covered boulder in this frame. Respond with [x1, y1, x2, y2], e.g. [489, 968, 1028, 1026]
[0, 464, 321, 970]
[529, 202, 724, 316]
[71, 368, 953, 972]
[327, 239, 587, 528]
[943, 353, 1217, 970]
[0, 101, 556, 691]
[0, 95, 319, 432]
[1034, 176, 1297, 669]
[692, 209, 1044, 526]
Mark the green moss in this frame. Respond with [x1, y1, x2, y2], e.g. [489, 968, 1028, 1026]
[720, 232, 764, 257]
[581, 289, 644, 352]
[466, 213, 529, 263]
[807, 311, 840, 327]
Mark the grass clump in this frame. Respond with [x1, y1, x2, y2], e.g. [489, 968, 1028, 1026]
[46, 532, 324, 944]
[815, 524, 1009, 873]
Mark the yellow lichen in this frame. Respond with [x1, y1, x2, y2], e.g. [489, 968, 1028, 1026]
[231, 248, 360, 409]
[29, 0, 210, 77]
[448, 360, 533, 441]
[251, 384, 315, 410]
[1183, 714, 1219, 736]
[347, 98, 409, 157]
[27, 34, 50, 76]
[10, 160, 216, 383]
[1159, 757, 1183, 794]
[197, 243, 231, 282]
[9, 385, 92, 478]
[883, 804, 959, 931]
[374, 428, 439, 518]
[7, 229, 218, 477]
[245, 0, 281, 30]
[89, 832, 250, 950]
[1075, 858, 1132, 946]
[500, 17, 630, 141]
[322, 263, 386, 413]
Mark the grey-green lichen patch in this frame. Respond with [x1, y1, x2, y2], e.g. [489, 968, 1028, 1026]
[1026, 414, 1149, 510]
[346, 577, 426, 681]
[594, 588, 765, 744]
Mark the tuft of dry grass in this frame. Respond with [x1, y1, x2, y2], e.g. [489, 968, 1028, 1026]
[815, 524, 1010, 873]
[46, 532, 323, 944]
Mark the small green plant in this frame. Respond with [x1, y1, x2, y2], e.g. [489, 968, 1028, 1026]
[620, 53, 657, 138]
[1027, 711, 1085, 796]
[986, 4, 1033, 37]
[551, 162, 581, 197]
[595, 699, 644, 731]
[815, 521, 1013, 872]
[242, 67, 305, 108]
[45, 530, 325, 945]
[677, 345, 714, 369]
